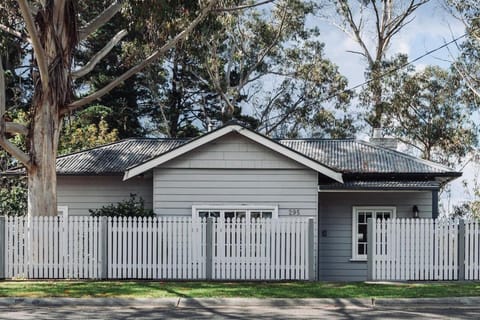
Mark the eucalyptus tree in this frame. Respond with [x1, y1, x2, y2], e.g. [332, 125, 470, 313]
[197, 0, 353, 137]
[385, 65, 477, 167]
[0, 0, 224, 216]
[325, 0, 430, 128]
[447, 0, 480, 99]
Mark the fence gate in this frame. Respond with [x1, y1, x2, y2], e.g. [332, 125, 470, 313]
[3, 216, 313, 281]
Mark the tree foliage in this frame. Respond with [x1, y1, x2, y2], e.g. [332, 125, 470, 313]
[447, 0, 480, 100]
[197, 0, 354, 137]
[326, 0, 429, 128]
[383, 65, 478, 167]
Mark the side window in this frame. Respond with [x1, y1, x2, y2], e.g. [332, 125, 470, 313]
[352, 207, 396, 260]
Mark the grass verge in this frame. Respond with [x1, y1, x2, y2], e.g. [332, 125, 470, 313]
[0, 281, 479, 299]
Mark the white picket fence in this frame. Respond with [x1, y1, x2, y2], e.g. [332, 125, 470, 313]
[4, 216, 312, 280]
[369, 218, 480, 281]
[465, 220, 480, 280]
[211, 218, 310, 280]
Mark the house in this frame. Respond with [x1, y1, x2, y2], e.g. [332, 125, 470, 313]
[54, 123, 460, 281]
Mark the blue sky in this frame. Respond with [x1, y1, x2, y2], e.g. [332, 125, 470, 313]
[313, 1, 476, 212]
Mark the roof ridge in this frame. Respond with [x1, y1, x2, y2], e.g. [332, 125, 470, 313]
[356, 139, 455, 172]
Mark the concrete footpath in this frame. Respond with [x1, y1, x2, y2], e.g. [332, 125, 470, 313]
[0, 296, 479, 308]
[1, 297, 480, 319]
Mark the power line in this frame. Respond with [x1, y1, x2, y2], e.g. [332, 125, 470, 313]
[346, 31, 469, 93]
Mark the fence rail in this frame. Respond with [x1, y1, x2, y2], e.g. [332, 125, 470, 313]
[368, 218, 480, 281]
[3, 216, 313, 281]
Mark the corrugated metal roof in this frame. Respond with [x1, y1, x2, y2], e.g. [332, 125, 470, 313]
[53, 136, 457, 176]
[56, 139, 187, 175]
[318, 180, 440, 190]
[278, 139, 453, 174]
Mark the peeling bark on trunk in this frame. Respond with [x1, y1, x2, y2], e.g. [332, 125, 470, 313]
[26, 1, 77, 216]
[27, 101, 61, 216]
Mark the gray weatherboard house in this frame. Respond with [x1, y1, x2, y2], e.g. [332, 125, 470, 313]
[55, 123, 461, 281]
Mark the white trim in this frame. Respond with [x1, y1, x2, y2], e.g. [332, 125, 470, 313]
[351, 206, 396, 261]
[123, 125, 343, 183]
[191, 204, 279, 220]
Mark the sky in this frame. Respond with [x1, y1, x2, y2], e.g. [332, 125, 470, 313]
[311, 0, 477, 212]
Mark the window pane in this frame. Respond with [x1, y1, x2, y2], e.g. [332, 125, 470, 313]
[358, 213, 365, 223]
[358, 243, 365, 255]
[237, 212, 246, 219]
[198, 211, 208, 218]
[211, 211, 220, 218]
[251, 212, 261, 219]
[262, 212, 273, 218]
[225, 211, 235, 219]
[358, 224, 367, 242]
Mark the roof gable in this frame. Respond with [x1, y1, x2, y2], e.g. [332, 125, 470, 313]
[160, 132, 307, 170]
[123, 125, 344, 182]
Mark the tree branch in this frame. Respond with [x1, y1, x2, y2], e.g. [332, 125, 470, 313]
[336, 0, 374, 65]
[0, 23, 30, 42]
[64, 0, 218, 114]
[453, 62, 480, 99]
[79, 0, 124, 41]
[0, 55, 31, 169]
[5, 122, 28, 135]
[214, 0, 275, 12]
[72, 29, 128, 79]
[0, 136, 31, 168]
[17, 0, 49, 91]
[237, 3, 288, 90]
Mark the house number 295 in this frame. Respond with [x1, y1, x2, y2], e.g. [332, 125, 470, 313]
[289, 209, 300, 216]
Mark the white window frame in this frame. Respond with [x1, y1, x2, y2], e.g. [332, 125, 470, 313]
[192, 204, 279, 220]
[351, 206, 396, 261]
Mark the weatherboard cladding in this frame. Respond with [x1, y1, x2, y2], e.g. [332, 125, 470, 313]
[55, 137, 455, 175]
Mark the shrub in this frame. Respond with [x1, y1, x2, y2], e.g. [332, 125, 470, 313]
[89, 194, 154, 217]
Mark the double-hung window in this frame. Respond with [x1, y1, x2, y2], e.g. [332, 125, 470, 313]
[351, 206, 396, 260]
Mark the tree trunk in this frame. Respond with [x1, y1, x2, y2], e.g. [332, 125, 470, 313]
[25, 1, 76, 216]
[27, 101, 61, 216]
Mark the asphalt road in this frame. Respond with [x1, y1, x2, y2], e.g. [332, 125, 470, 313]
[1, 303, 479, 319]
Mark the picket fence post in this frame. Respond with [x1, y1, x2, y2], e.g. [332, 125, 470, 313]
[100, 216, 108, 279]
[0, 216, 4, 279]
[366, 218, 375, 281]
[458, 219, 465, 281]
[308, 218, 315, 281]
[205, 217, 213, 280]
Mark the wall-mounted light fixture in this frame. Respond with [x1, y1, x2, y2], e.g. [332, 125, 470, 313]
[412, 205, 419, 218]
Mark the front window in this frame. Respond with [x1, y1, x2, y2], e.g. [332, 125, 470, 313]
[352, 206, 396, 260]
[193, 205, 278, 221]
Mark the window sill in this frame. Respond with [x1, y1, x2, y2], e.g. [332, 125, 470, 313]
[349, 258, 367, 262]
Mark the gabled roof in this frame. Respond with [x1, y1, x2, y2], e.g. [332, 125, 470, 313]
[43, 124, 460, 181]
[55, 139, 187, 175]
[281, 139, 454, 174]
[123, 124, 344, 182]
